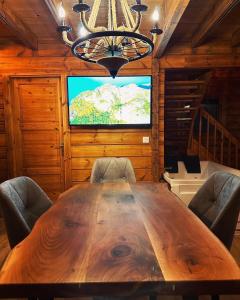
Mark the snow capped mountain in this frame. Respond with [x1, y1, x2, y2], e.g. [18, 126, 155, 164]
[70, 82, 151, 125]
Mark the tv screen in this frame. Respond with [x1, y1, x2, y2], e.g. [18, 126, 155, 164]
[67, 76, 152, 128]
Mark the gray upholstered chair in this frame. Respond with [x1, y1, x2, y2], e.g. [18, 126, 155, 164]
[188, 171, 240, 300]
[90, 157, 136, 183]
[0, 176, 52, 248]
[188, 171, 240, 250]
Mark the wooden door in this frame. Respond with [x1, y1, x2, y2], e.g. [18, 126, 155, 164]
[8, 77, 64, 201]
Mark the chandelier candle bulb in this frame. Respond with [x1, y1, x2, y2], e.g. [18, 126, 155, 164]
[152, 8, 160, 22]
[58, 4, 66, 20]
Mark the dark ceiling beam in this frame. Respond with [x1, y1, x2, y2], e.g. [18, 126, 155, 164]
[154, 0, 191, 58]
[44, 0, 76, 41]
[0, 1, 38, 50]
[192, 0, 240, 48]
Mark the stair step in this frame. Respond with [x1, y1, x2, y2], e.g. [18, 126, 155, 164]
[166, 113, 195, 117]
[166, 80, 205, 85]
[166, 85, 201, 90]
[165, 107, 197, 112]
[166, 95, 202, 100]
[176, 117, 192, 121]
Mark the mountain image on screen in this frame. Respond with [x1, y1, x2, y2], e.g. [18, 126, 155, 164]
[69, 81, 151, 125]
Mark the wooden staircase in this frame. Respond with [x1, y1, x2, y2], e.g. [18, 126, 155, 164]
[188, 108, 240, 169]
[164, 71, 211, 167]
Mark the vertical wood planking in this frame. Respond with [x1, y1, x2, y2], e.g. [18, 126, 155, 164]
[159, 69, 165, 175]
[61, 75, 72, 189]
[151, 59, 160, 181]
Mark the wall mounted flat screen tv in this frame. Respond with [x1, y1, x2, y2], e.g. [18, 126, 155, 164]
[67, 76, 152, 128]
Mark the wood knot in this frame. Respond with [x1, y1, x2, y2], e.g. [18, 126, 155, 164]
[111, 245, 131, 258]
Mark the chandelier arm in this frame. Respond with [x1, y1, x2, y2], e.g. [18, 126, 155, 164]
[62, 31, 73, 46]
[132, 12, 141, 32]
[152, 33, 158, 44]
[80, 12, 94, 33]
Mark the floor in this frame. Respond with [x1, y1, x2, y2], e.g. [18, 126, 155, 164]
[0, 218, 239, 300]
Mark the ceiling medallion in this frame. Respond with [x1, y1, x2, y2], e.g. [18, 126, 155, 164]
[58, 0, 163, 78]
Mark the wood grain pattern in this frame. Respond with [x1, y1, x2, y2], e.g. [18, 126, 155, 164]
[0, 2, 38, 50]
[132, 183, 240, 281]
[0, 182, 239, 298]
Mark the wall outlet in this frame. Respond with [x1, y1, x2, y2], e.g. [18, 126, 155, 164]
[143, 136, 150, 144]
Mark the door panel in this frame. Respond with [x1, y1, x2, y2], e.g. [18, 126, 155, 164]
[10, 77, 64, 201]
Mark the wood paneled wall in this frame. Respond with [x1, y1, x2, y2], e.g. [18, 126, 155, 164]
[0, 51, 160, 193]
[0, 41, 240, 194]
[205, 69, 240, 141]
[70, 129, 153, 185]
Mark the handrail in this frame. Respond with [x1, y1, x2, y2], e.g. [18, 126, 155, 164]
[187, 72, 212, 151]
[189, 108, 240, 169]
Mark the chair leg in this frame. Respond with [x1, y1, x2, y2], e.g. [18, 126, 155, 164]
[211, 296, 219, 300]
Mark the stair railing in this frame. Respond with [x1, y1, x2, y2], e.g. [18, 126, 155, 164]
[189, 108, 240, 169]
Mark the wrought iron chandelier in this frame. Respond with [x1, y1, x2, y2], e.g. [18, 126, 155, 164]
[58, 0, 162, 78]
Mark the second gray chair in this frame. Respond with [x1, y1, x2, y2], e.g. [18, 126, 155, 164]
[90, 157, 136, 183]
[189, 171, 240, 250]
[185, 171, 240, 300]
[0, 176, 52, 248]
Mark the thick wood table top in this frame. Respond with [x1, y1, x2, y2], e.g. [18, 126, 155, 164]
[0, 182, 239, 298]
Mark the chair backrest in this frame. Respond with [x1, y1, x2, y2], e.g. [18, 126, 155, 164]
[90, 157, 136, 184]
[0, 176, 52, 248]
[188, 171, 240, 249]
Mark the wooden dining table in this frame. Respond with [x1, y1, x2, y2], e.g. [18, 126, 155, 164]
[0, 182, 239, 298]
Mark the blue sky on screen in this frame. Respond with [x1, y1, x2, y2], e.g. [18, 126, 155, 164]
[67, 76, 151, 104]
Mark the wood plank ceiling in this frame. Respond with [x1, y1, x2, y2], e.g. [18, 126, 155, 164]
[0, 0, 240, 56]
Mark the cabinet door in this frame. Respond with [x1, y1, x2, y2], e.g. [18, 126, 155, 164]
[9, 77, 65, 201]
